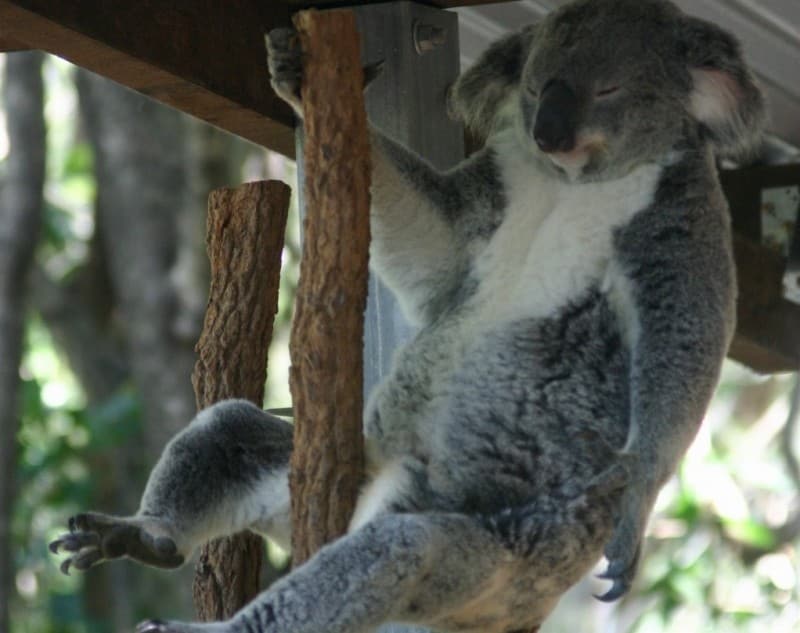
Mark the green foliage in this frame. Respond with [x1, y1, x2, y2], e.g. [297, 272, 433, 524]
[12, 319, 142, 633]
[617, 364, 800, 633]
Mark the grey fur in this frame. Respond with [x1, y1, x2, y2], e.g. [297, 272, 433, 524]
[51, 1, 764, 631]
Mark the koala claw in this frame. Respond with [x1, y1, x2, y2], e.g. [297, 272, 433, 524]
[595, 543, 640, 602]
[594, 577, 630, 603]
[136, 619, 223, 633]
[136, 620, 169, 633]
[598, 494, 645, 601]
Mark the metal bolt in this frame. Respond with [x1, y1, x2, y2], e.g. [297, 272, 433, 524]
[413, 21, 446, 55]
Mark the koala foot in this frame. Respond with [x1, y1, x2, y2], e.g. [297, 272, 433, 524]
[49, 511, 184, 574]
[266, 28, 304, 114]
[136, 619, 227, 633]
[596, 456, 654, 601]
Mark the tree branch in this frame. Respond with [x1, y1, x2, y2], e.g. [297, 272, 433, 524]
[191, 181, 290, 620]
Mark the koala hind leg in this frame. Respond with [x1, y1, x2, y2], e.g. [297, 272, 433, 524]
[133, 464, 630, 633]
[135, 513, 518, 633]
[50, 400, 293, 574]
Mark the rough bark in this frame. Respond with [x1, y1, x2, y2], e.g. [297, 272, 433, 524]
[191, 181, 291, 620]
[0, 50, 45, 633]
[288, 9, 369, 566]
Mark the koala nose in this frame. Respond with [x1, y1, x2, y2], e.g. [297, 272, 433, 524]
[533, 80, 579, 154]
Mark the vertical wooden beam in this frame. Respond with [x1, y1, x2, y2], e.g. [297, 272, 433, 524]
[191, 181, 291, 619]
[353, 5, 464, 633]
[0, 0, 296, 155]
[354, 1, 464, 395]
[288, 9, 370, 566]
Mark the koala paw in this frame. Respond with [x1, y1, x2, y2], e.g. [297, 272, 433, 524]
[595, 455, 653, 602]
[136, 619, 226, 633]
[49, 512, 184, 574]
[136, 620, 172, 633]
[266, 28, 304, 114]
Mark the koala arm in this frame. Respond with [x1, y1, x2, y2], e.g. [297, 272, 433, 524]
[369, 131, 501, 323]
[267, 28, 504, 324]
[601, 160, 736, 598]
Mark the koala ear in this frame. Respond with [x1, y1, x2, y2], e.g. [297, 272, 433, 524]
[448, 25, 537, 139]
[679, 16, 766, 160]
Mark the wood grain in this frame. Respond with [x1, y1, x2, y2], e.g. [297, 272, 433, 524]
[191, 181, 291, 619]
[288, 9, 369, 566]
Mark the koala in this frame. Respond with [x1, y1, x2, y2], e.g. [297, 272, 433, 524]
[50, 1, 765, 632]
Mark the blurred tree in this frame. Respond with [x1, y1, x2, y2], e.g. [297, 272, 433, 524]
[0, 50, 46, 633]
[2, 55, 259, 631]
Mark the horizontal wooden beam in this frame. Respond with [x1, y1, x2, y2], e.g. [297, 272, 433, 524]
[0, 1, 507, 155]
[0, 0, 297, 156]
[0, 33, 29, 51]
[286, 1, 511, 7]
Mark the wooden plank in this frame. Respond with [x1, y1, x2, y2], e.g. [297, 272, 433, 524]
[0, 0, 506, 155]
[287, 0, 511, 7]
[0, 0, 296, 156]
[720, 164, 800, 242]
[0, 34, 28, 51]
[730, 235, 800, 373]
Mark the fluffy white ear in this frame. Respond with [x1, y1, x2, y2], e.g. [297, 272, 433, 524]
[689, 68, 743, 128]
[680, 17, 766, 160]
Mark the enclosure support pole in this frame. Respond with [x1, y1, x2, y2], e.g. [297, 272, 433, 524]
[191, 181, 291, 620]
[353, 1, 464, 395]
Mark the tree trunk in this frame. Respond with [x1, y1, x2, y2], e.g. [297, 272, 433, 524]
[288, 9, 369, 566]
[191, 181, 291, 619]
[76, 69, 198, 453]
[0, 50, 45, 633]
[75, 68, 201, 626]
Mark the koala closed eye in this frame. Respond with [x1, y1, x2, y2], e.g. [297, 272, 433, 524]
[595, 85, 621, 98]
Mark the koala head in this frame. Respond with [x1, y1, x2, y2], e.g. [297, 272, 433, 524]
[449, 0, 766, 182]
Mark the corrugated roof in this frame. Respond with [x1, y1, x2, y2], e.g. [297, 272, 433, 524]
[456, 0, 800, 147]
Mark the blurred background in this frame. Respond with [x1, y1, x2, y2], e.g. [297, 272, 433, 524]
[0, 51, 798, 633]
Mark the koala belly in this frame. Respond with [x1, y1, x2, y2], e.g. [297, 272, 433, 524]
[353, 287, 630, 531]
[428, 288, 632, 515]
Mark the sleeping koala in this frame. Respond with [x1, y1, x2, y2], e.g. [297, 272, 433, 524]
[50, 0, 765, 631]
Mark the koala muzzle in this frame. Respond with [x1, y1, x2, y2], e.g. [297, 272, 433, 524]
[533, 80, 579, 154]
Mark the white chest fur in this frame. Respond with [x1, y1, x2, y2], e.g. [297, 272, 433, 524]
[471, 144, 662, 326]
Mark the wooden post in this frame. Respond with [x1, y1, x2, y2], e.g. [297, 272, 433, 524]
[191, 181, 291, 619]
[288, 9, 370, 566]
